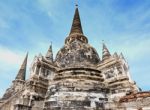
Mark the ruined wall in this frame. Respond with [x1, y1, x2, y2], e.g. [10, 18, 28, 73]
[0, 91, 23, 110]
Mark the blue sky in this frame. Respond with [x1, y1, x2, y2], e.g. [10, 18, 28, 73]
[0, 0, 150, 97]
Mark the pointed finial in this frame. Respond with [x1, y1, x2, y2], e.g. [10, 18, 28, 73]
[69, 4, 83, 35]
[120, 52, 125, 59]
[102, 43, 111, 60]
[51, 41, 52, 46]
[26, 52, 28, 59]
[113, 52, 118, 58]
[45, 44, 53, 62]
[75, 0, 78, 7]
[102, 40, 104, 44]
[50, 41, 52, 49]
[75, 4, 78, 7]
[15, 53, 28, 80]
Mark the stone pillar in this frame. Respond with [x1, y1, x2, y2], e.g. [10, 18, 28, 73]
[28, 95, 32, 106]
[33, 65, 37, 75]
[39, 67, 42, 77]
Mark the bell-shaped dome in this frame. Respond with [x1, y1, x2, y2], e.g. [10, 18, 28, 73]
[55, 7, 100, 68]
[55, 36, 100, 68]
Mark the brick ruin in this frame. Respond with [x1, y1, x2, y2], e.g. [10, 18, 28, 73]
[0, 6, 150, 110]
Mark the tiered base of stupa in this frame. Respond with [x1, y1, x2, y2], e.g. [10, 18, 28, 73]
[44, 68, 107, 110]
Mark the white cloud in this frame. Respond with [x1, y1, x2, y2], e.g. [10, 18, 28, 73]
[0, 46, 24, 97]
[0, 45, 33, 77]
[0, 45, 34, 98]
[0, 45, 24, 65]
